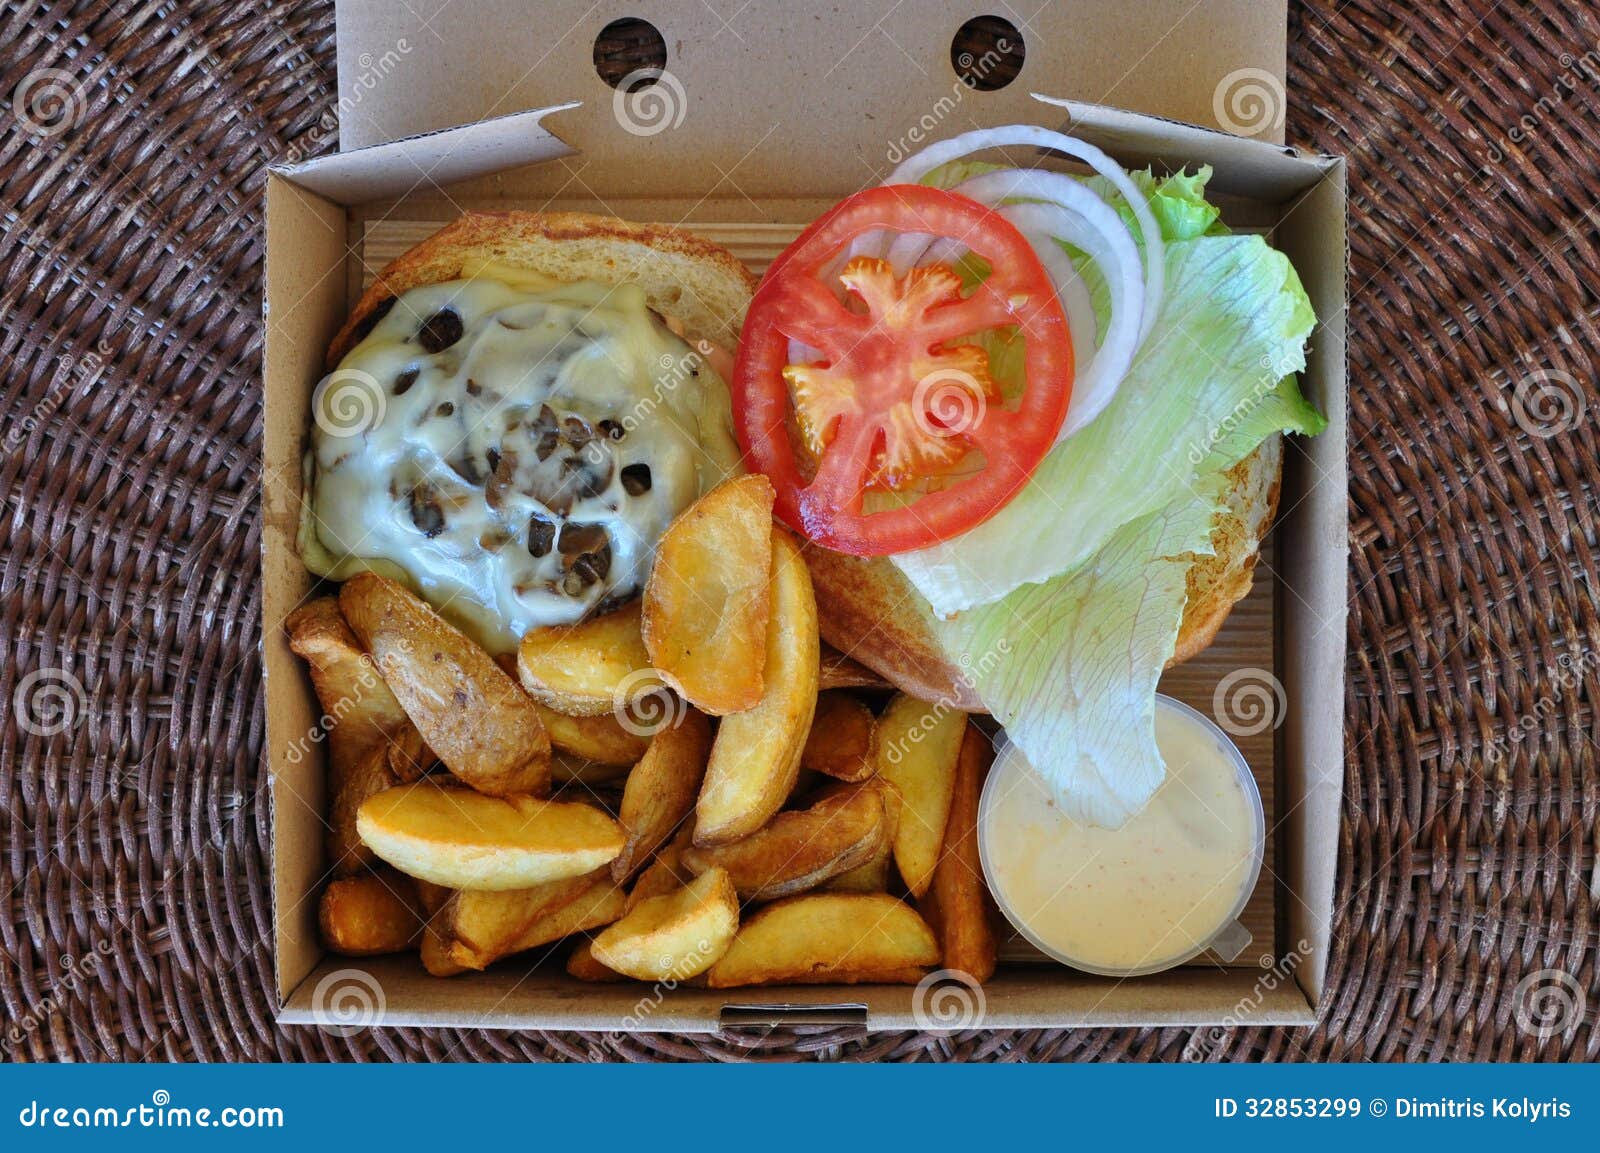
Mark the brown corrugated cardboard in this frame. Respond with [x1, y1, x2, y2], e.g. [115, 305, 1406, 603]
[265, 0, 1345, 1030]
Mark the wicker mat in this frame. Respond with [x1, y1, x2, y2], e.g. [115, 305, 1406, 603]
[2, 0, 1597, 1062]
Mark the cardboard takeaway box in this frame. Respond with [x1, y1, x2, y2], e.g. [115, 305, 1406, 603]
[264, 0, 1347, 1031]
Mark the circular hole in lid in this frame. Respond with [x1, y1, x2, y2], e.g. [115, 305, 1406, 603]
[594, 17, 668, 88]
[951, 15, 1025, 91]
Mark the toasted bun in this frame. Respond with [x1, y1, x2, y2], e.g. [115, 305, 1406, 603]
[327, 210, 758, 367]
[805, 436, 1285, 708]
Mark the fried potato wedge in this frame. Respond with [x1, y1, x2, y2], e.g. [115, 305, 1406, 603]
[817, 644, 892, 692]
[412, 880, 467, 977]
[694, 529, 819, 845]
[625, 824, 696, 912]
[824, 853, 894, 893]
[873, 693, 965, 898]
[706, 893, 939, 987]
[642, 475, 775, 714]
[356, 781, 623, 890]
[450, 875, 627, 970]
[551, 752, 633, 786]
[918, 723, 997, 983]
[592, 868, 738, 981]
[612, 710, 711, 882]
[800, 691, 877, 782]
[439, 869, 606, 961]
[517, 600, 661, 717]
[340, 573, 550, 798]
[682, 783, 887, 901]
[533, 702, 649, 765]
[566, 939, 629, 983]
[319, 870, 423, 956]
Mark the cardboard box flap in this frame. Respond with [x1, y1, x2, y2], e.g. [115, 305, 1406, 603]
[1034, 94, 1338, 199]
[334, 0, 1286, 196]
[273, 103, 578, 204]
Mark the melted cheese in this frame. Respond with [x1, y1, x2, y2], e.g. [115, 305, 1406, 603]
[300, 276, 742, 652]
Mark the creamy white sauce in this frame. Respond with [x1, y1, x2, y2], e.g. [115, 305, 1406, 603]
[300, 272, 742, 651]
[980, 699, 1263, 974]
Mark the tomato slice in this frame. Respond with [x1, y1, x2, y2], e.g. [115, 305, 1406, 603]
[732, 184, 1073, 556]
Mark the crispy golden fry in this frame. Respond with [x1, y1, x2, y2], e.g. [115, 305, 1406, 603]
[694, 529, 819, 845]
[591, 868, 738, 981]
[356, 781, 623, 891]
[825, 778, 901, 892]
[918, 723, 997, 983]
[517, 600, 661, 717]
[533, 702, 649, 765]
[872, 693, 965, 898]
[706, 893, 939, 987]
[800, 691, 877, 782]
[642, 475, 775, 714]
[287, 598, 431, 872]
[682, 783, 887, 901]
[438, 869, 606, 961]
[817, 644, 892, 692]
[339, 573, 550, 798]
[551, 752, 632, 786]
[448, 876, 627, 970]
[319, 870, 423, 956]
[566, 939, 629, 983]
[611, 710, 711, 882]
[625, 824, 696, 912]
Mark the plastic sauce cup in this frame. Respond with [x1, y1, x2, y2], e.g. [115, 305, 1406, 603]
[977, 693, 1266, 978]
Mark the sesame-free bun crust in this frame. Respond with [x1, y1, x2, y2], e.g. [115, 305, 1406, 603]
[802, 436, 1284, 709]
[328, 210, 758, 367]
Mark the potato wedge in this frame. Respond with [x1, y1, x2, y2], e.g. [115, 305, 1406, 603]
[517, 600, 661, 717]
[873, 693, 965, 897]
[612, 709, 711, 882]
[454, 876, 627, 969]
[533, 702, 649, 765]
[642, 475, 775, 714]
[800, 691, 876, 782]
[706, 893, 939, 987]
[551, 752, 632, 787]
[825, 777, 900, 892]
[438, 869, 606, 961]
[356, 781, 623, 890]
[918, 723, 998, 982]
[818, 644, 892, 692]
[695, 529, 819, 845]
[625, 824, 696, 912]
[591, 868, 738, 981]
[682, 783, 887, 901]
[411, 880, 466, 977]
[566, 939, 629, 983]
[319, 870, 423, 956]
[340, 573, 550, 797]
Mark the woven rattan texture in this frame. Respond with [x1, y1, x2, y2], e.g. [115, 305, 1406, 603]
[2, 1, 1598, 1062]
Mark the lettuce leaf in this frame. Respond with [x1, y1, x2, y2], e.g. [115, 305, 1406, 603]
[892, 233, 1322, 616]
[936, 476, 1225, 826]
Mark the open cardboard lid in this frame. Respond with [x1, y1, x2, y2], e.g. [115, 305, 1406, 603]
[333, 0, 1288, 195]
